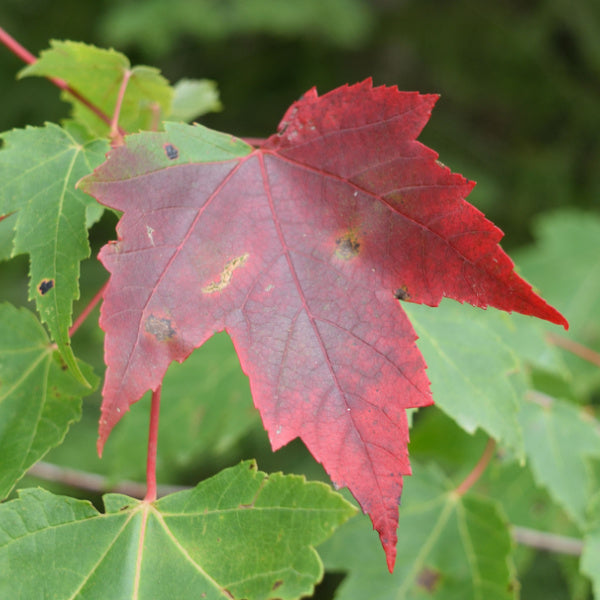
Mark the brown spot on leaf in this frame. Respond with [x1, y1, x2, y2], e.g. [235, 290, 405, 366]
[145, 315, 176, 341]
[416, 566, 441, 592]
[272, 580, 284, 591]
[38, 279, 54, 295]
[335, 235, 360, 260]
[394, 286, 410, 301]
[164, 143, 179, 160]
[202, 253, 249, 294]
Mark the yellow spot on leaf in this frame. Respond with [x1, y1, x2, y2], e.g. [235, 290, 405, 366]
[202, 253, 249, 294]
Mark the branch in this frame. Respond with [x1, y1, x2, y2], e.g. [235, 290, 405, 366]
[455, 438, 496, 496]
[26, 461, 186, 498]
[512, 526, 583, 556]
[547, 332, 600, 368]
[26, 461, 586, 556]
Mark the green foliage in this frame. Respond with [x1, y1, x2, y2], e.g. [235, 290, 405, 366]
[0, 462, 355, 599]
[320, 465, 516, 599]
[0, 303, 97, 499]
[0, 27, 599, 600]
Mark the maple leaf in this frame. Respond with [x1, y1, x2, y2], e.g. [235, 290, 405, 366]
[79, 79, 567, 571]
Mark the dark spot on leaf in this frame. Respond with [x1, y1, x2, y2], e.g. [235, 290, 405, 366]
[272, 580, 284, 591]
[335, 235, 360, 260]
[222, 590, 234, 600]
[394, 286, 410, 301]
[119, 505, 130, 511]
[145, 315, 176, 341]
[38, 279, 54, 295]
[164, 143, 179, 160]
[416, 566, 441, 592]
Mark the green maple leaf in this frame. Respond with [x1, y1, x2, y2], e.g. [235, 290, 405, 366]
[0, 303, 97, 499]
[0, 123, 109, 385]
[320, 464, 516, 600]
[0, 461, 356, 599]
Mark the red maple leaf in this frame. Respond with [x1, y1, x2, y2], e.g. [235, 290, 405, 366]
[80, 80, 567, 571]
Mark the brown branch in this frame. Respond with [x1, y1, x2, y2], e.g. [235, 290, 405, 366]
[512, 526, 583, 556]
[455, 438, 497, 496]
[26, 461, 186, 499]
[547, 332, 600, 368]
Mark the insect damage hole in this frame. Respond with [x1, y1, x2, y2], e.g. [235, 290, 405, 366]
[145, 315, 176, 341]
[394, 286, 410, 301]
[202, 253, 249, 294]
[38, 279, 54, 295]
[335, 234, 360, 260]
[163, 143, 179, 160]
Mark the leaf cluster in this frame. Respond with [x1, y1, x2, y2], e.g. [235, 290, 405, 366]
[0, 37, 599, 600]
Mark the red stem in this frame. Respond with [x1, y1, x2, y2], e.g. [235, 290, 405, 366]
[110, 69, 132, 145]
[144, 386, 162, 502]
[0, 26, 123, 133]
[69, 281, 108, 337]
[455, 438, 496, 496]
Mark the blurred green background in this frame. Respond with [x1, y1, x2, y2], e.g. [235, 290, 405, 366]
[1, 1, 599, 598]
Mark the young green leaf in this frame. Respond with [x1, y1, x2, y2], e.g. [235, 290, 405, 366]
[0, 303, 97, 499]
[0, 123, 109, 385]
[320, 464, 516, 600]
[19, 40, 173, 137]
[170, 78, 222, 122]
[0, 461, 356, 599]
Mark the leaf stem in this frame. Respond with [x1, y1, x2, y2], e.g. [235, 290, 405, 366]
[144, 386, 162, 502]
[110, 69, 133, 145]
[547, 332, 600, 368]
[0, 26, 122, 132]
[455, 438, 496, 496]
[69, 280, 108, 337]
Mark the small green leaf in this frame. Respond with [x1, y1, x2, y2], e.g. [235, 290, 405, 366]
[320, 465, 516, 599]
[404, 301, 527, 456]
[519, 395, 600, 529]
[0, 461, 356, 599]
[0, 303, 97, 499]
[170, 78, 222, 122]
[19, 40, 173, 137]
[0, 123, 109, 384]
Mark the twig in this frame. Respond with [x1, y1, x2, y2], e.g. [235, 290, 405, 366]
[455, 438, 497, 496]
[512, 526, 583, 556]
[547, 332, 600, 368]
[26, 461, 186, 498]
